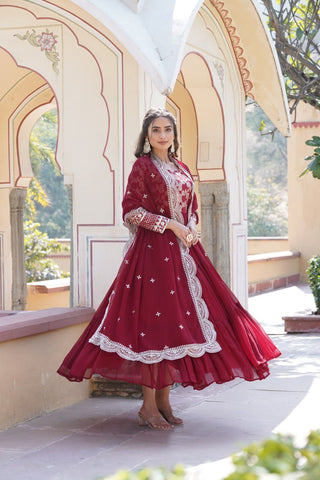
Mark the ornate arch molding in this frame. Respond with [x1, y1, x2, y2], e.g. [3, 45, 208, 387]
[209, 0, 254, 98]
[0, 4, 116, 176]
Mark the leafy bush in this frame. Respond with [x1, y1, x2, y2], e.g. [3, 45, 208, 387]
[306, 255, 320, 314]
[300, 136, 320, 180]
[103, 465, 185, 480]
[225, 430, 320, 480]
[246, 105, 288, 237]
[24, 220, 70, 282]
[102, 431, 320, 480]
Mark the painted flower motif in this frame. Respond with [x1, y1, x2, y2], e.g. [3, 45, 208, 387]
[39, 31, 57, 51]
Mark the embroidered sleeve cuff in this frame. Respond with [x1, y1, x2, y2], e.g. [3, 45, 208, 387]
[125, 207, 170, 234]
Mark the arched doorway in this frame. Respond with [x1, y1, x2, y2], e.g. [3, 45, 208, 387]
[0, 5, 117, 309]
[168, 51, 230, 286]
[0, 46, 58, 309]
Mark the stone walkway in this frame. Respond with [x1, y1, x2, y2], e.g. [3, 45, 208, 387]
[0, 284, 319, 480]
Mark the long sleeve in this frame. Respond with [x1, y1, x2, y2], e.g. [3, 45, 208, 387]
[188, 211, 199, 229]
[124, 207, 169, 234]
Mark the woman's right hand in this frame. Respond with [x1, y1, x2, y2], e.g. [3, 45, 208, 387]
[166, 219, 193, 248]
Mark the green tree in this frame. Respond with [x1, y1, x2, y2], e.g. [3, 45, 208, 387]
[261, 0, 320, 178]
[24, 221, 69, 282]
[27, 108, 71, 237]
[246, 105, 288, 237]
[25, 109, 70, 281]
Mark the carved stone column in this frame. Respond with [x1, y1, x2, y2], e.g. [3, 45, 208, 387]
[198, 183, 215, 263]
[10, 188, 27, 310]
[212, 181, 230, 287]
[199, 181, 230, 286]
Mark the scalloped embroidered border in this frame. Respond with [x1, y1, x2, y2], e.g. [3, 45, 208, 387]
[89, 239, 221, 364]
[210, 0, 254, 98]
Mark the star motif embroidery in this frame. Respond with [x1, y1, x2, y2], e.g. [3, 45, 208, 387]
[140, 332, 145, 337]
[169, 241, 174, 246]
[177, 276, 181, 281]
[150, 278, 155, 283]
[132, 310, 136, 314]
[147, 244, 152, 249]
[164, 345, 169, 349]
[155, 312, 161, 317]
[179, 325, 184, 329]
[151, 173, 155, 178]
[170, 290, 175, 295]
[160, 208, 164, 213]
[186, 311, 191, 316]
[129, 344, 132, 348]
[126, 284, 130, 288]
[143, 194, 148, 199]
[164, 257, 169, 262]
[125, 260, 129, 264]
[117, 317, 120, 322]
[136, 275, 141, 280]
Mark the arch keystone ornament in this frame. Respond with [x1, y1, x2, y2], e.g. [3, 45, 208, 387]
[14, 28, 60, 73]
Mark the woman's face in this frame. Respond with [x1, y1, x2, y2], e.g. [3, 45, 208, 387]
[147, 116, 174, 154]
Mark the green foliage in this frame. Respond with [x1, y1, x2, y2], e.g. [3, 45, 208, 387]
[225, 430, 320, 480]
[102, 432, 320, 480]
[24, 221, 70, 282]
[247, 183, 287, 237]
[300, 136, 320, 179]
[246, 105, 288, 237]
[262, 1, 320, 181]
[24, 108, 71, 281]
[103, 465, 185, 480]
[26, 108, 71, 237]
[262, 0, 320, 111]
[306, 255, 320, 314]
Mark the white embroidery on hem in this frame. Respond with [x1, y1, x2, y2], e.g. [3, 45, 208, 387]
[89, 333, 217, 364]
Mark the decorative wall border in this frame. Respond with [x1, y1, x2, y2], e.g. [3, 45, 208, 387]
[209, 0, 254, 98]
[293, 122, 320, 129]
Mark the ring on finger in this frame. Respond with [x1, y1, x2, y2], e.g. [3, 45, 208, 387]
[186, 233, 193, 242]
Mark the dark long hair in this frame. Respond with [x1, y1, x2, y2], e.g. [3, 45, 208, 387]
[134, 108, 179, 158]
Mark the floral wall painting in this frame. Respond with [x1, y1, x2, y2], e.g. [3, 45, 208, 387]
[14, 28, 60, 73]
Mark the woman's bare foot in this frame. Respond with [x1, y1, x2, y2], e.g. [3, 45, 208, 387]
[155, 386, 183, 425]
[158, 407, 183, 425]
[138, 406, 173, 430]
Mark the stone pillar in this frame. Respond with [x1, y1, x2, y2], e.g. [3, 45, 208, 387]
[199, 181, 230, 286]
[10, 188, 27, 311]
[198, 183, 215, 263]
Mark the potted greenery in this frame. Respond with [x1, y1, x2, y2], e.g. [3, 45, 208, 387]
[283, 255, 320, 333]
[307, 255, 320, 315]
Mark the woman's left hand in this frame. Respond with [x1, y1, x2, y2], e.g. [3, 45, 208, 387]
[188, 226, 199, 246]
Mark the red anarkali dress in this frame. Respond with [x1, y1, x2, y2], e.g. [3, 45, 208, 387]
[58, 153, 280, 390]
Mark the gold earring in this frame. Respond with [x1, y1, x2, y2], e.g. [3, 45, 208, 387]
[143, 138, 151, 153]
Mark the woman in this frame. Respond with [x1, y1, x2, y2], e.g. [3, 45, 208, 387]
[58, 108, 280, 431]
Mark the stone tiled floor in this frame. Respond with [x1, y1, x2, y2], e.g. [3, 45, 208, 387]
[0, 284, 319, 480]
